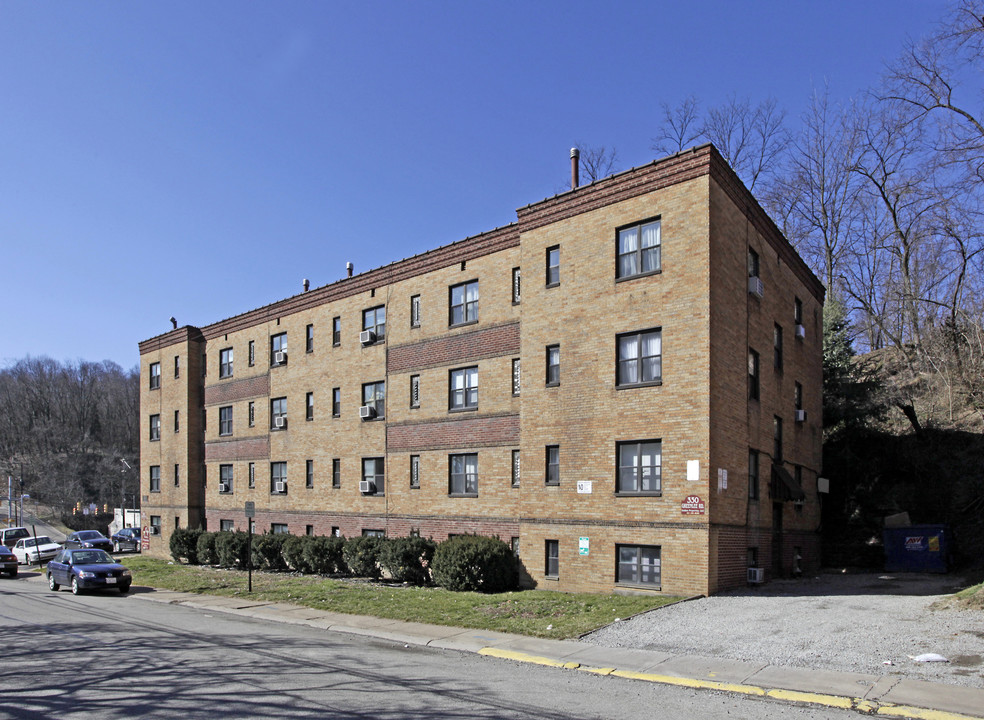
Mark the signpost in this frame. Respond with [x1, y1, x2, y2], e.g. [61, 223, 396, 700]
[244, 502, 255, 593]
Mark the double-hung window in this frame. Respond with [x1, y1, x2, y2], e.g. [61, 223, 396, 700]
[306, 459, 314, 488]
[616, 545, 661, 587]
[219, 465, 233, 493]
[546, 246, 560, 286]
[219, 406, 233, 436]
[748, 349, 760, 401]
[616, 329, 662, 386]
[449, 367, 478, 411]
[271, 397, 287, 429]
[449, 453, 478, 496]
[449, 280, 479, 326]
[362, 381, 385, 419]
[149, 414, 160, 441]
[362, 457, 385, 494]
[617, 440, 661, 494]
[545, 445, 559, 485]
[362, 306, 386, 342]
[219, 348, 233, 378]
[332, 458, 341, 488]
[332, 387, 341, 417]
[306, 391, 314, 421]
[149, 465, 161, 493]
[545, 540, 559, 578]
[306, 324, 314, 353]
[270, 333, 287, 366]
[616, 218, 661, 279]
[332, 316, 341, 346]
[149, 362, 161, 390]
[271, 461, 287, 494]
[545, 345, 560, 386]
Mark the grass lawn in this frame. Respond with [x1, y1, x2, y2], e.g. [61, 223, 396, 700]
[123, 557, 683, 639]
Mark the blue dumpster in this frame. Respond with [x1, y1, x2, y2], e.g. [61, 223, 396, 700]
[882, 524, 949, 573]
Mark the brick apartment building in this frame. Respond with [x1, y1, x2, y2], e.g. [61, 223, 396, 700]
[138, 144, 824, 596]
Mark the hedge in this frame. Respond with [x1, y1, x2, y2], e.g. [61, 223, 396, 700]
[431, 535, 517, 592]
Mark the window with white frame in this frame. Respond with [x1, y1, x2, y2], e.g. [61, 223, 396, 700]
[219, 348, 233, 378]
[616, 218, 661, 279]
[616, 440, 661, 494]
[219, 406, 233, 436]
[362, 457, 385, 495]
[449, 453, 478, 496]
[219, 464, 233, 493]
[271, 461, 287, 494]
[616, 329, 662, 387]
[616, 544, 661, 587]
[362, 381, 385, 419]
[220, 519, 235, 532]
[270, 333, 287, 366]
[449, 280, 479, 326]
[449, 367, 478, 411]
[362, 306, 386, 342]
[270, 397, 287, 429]
[512, 267, 521, 303]
[512, 358, 521, 396]
[546, 246, 560, 286]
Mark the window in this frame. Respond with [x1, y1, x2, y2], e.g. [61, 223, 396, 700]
[511, 449, 520, 487]
[306, 459, 314, 488]
[748, 450, 759, 500]
[219, 406, 233, 436]
[512, 358, 521, 396]
[545, 445, 559, 485]
[616, 218, 661, 279]
[174, 463, 180, 487]
[748, 547, 759, 567]
[410, 455, 420, 489]
[546, 246, 560, 286]
[545, 540, 559, 578]
[219, 348, 233, 378]
[616, 329, 662, 386]
[363, 529, 385, 538]
[511, 537, 520, 556]
[149, 465, 161, 493]
[219, 464, 233, 493]
[248, 401, 255, 427]
[362, 457, 385, 495]
[512, 267, 521, 303]
[449, 280, 479, 326]
[410, 375, 420, 408]
[332, 458, 341, 488]
[331, 526, 341, 537]
[149, 362, 161, 390]
[362, 305, 386, 342]
[794, 297, 803, 326]
[617, 440, 662, 494]
[306, 324, 314, 353]
[306, 391, 314, 421]
[271, 397, 287, 429]
[271, 461, 287, 494]
[545, 345, 560, 386]
[774, 324, 783, 371]
[449, 367, 478, 411]
[449, 453, 478, 495]
[362, 381, 386, 419]
[220, 520, 235, 532]
[149, 414, 160, 441]
[616, 545, 661, 587]
[271, 333, 287, 366]
[248, 462, 255, 489]
[150, 516, 161, 535]
[332, 316, 341, 346]
[332, 387, 341, 417]
[271, 523, 289, 535]
[306, 525, 314, 536]
[794, 382, 803, 411]
[748, 247, 760, 278]
[174, 410, 180, 433]
[248, 340, 255, 367]
[410, 295, 421, 328]
[774, 416, 783, 463]
[174, 355, 180, 378]
[748, 349, 760, 401]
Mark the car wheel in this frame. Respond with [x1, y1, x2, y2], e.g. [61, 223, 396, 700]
[71, 577, 81, 595]
[48, 574, 59, 591]
[8, 569, 16, 578]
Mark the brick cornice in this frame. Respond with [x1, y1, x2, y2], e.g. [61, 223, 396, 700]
[139, 326, 206, 355]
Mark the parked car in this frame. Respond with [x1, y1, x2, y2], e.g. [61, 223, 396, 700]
[0, 545, 17, 577]
[12, 536, 62, 565]
[46, 548, 132, 595]
[1, 527, 30, 548]
[63, 530, 113, 553]
[110, 527, 141, 553]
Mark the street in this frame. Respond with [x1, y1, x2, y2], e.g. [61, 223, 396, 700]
[0, 575, 859, 719]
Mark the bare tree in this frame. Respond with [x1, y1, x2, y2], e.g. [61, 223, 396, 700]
[573, 142, 620, 183]
[652, 96, 703, 155]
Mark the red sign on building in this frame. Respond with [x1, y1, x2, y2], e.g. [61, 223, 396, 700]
[681, 495, 705, 515]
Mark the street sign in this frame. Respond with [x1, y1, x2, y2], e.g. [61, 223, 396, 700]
[244, 501, 255, 518]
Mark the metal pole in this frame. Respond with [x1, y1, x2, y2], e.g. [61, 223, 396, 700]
[247, 521, 253, 593]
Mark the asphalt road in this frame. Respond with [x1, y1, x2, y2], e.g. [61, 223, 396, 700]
[0, 576, 862, 720]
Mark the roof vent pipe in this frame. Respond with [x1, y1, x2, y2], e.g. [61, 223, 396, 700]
[303, 278, 310, 292]
[570, 147, 580, 190]
[346, 262, 354, 278]
[169, 316, 177, 330]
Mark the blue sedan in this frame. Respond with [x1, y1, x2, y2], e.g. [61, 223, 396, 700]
[47, 548, 132, 595]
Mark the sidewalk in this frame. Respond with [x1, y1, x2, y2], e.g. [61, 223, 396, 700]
[129, 586, 984, 720]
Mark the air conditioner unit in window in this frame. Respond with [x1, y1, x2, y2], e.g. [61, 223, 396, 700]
[748, 276, 764, 298]
[359, 330, 376, 345]
[275, 481, 286, 493]
[274, 416, 287, 429]
[795, 409, 807, 423]
[359, 405, 376, 419]
[747, 567, 765, 583]
[219, 483, 230, 493]
[150, 526, 161, 536]
[359, 480, 375, 493]
[795, 323, 806, 340]
[274, 351, 287, 365]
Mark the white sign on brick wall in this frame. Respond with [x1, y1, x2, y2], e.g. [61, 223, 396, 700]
[576, 480, 592, 494]
[687, 460, 700, 481]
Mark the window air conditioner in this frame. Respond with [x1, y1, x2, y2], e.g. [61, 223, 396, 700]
[747, 567, 765, 583]
[795, 323, 806, 340]
[275, 481, 286, 493]
[150, 526, 161, 536]
[219, 483, 230, 493]
[274, 351, 287, 365]
[274, 416, 287, 429]
[748, 276, 764, 299]
[360, 330, 376, 345]
[359, 405, 376, 419]
[795, 409, 807, 423]
[359, 480, 375, 493]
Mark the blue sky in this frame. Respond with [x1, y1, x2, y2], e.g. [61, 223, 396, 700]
[0, 1, 944, 369]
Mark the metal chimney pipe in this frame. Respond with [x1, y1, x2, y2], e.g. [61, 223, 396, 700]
[346, 262, 354, 278]
[570, 147, 580, 190]
[303, 278, 310, 292]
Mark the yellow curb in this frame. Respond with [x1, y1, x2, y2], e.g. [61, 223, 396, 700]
[478, 647, 577, 669]
[856, 700, 880, 713]
[876, 705, 982, 720]
[765, 689, 855, 710]
[609, 669, 766, 696]
[578, 666, 616, 676]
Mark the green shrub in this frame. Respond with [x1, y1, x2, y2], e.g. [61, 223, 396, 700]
[431, 535, 517, 593]
[282, 535, 313, 573]
[215, 530, 250, 569]
[170, 527, 203, 564]
[251, 533, 288, 571]
[378, 536, 436, 585]
[304, 535, 347, 575]
[342, 536, 383, 578]
[196, 531, 219, 566]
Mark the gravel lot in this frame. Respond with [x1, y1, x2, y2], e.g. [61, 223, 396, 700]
[581, 572, 984, 688]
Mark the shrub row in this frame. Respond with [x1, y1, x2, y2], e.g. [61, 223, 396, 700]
[169, 529, 516, 592]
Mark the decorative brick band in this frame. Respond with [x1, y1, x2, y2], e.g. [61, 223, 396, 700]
[204, 374, 270, 406]
[387, 414, 520, 452]
[387, 322, 520, 374]
[205, 436, 270, 462]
